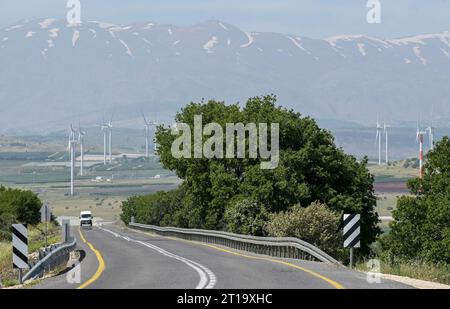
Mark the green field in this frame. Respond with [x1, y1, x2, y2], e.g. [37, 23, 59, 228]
[375, 193, 401, 216]
[368, 160, 418, 183]
[0, 153, 180, 222]
[37, 178, 181, 221]
[369, 160, 417, 233]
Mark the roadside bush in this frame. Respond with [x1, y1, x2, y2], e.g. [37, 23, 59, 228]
[224, 197, 269, 236]
[120, 187, 184, 226]
[0, 212, 15, 241]
[0, 186, 42, 241]
[265, 202, 342, 256]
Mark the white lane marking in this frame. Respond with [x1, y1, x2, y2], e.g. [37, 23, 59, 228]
[101, 228, 120, 237]
[99, 227, 216, 289]
[136, 240, 210, 289]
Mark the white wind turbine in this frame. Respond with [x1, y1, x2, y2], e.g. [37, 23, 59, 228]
[68, 124, 78, 196]
[142, 113, 157, 158]
[426, 125, 434, 151]
[426, 110, 435, 151]
[77, 122, 86, 176]
[107, 119, 113, 164]
[375, 117, 383, 165]
[383, 120, 391, 165]
[100, 120, 109, 165]
[416, 120, 427, 179]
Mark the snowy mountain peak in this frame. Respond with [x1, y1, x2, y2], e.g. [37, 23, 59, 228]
[0, 18, 450, 132]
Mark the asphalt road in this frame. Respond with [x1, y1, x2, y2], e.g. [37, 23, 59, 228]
[34, 224, 412, 289]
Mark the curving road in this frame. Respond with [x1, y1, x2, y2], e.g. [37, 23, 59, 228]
[34, 224, 412, 289]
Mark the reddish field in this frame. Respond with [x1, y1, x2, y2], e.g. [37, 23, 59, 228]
[374, 182, 409, 194]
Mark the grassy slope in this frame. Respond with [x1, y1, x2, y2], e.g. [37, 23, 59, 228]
[357, 260, 450, 285]
[0, 223, 61, 287]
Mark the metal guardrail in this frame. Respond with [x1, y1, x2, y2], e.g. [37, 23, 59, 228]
[22, 237, 77, 282]
[129, 222, 340, 264]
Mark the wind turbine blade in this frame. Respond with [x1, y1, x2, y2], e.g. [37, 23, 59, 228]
[141, 111, 148, 125]
[430, 104, 434, 128]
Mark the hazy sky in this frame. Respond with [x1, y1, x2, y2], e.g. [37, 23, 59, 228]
[1, 0, 450, 38]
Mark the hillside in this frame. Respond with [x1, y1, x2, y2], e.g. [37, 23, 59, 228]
[1, 19, 450, 133]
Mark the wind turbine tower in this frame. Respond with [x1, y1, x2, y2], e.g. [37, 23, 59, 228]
[78, 123, 86, 176]
[108, 120, 113, 164]
[416, 123, 427, 179]
[101, 122, 108, 165]
[142, 113, 157, 158]
[68, 125, 78, 196]
[426, 123, 434, 151]
[375, 118, 383, 165]
[426, 106, 435, 151]
[383, 121, 391, 165]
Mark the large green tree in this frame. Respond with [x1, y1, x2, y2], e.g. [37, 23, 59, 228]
[381, 137, 450, 264]
[155, 95, 379, 254]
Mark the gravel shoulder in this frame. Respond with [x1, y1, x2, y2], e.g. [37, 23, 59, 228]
[379, 274, 450, 289]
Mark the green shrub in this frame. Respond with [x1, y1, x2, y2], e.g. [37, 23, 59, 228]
[2, 278, 19, 287]
[121, 188, 184, 227]
[224, 198, 269, 236]
[265, 202, 342, 257]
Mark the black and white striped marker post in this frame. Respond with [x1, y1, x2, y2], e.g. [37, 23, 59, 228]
[343, 214, 360, 268]
[12, 223, 28, 283]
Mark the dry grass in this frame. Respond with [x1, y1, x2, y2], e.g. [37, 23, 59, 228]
[368, 161, 418, 180]
[375, 193, 398, 216]
[357, 259, 450, 285]
[0, 242, 14, 286]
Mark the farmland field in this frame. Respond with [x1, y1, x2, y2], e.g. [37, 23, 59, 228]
[0, 152, 179, 222]
[0, 146, 418, 225]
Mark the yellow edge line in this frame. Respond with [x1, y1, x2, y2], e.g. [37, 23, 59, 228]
[77, 228, 106, 289]
[164, 235, 345, 289]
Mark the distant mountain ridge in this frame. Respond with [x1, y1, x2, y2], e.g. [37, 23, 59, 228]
[0, 18, 449, 133]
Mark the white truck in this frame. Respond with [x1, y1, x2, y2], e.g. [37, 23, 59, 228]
[79, 211, 93, 228]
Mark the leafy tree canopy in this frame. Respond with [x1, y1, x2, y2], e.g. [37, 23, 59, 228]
[0, 186, 42, 240]
[381, 136, 450, 264]
[154, 95, 379, 254]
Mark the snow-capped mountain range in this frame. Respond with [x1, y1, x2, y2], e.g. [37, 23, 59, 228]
[1, 18, 450, 133]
